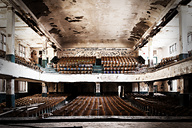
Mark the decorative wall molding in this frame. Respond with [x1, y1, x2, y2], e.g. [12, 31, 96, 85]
[58, 48, 136, 58]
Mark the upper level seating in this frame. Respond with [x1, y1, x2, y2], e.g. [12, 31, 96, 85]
[15, 55, 42, 72]
[155, 55, 179, 69]
[101, 56, 138, 74]
[0, 52, 42, 72]
[53, 96, 145, 116]
[53, 57, 96, 74]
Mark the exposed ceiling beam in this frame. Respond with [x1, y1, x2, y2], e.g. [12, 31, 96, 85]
[1, 0, 62, 50]
[130, 0, 191, 54]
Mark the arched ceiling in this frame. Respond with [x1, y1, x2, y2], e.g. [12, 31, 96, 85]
[21, 0, 176, 48]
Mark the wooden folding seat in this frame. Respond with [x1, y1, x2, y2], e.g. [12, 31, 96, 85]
[107, 97, 122, 116]
[103, 97, 113, 116]
[98, 97, 105, 116]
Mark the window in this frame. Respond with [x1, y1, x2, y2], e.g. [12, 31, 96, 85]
[169, 43, 177, 54]
[19, 44, 26, 58]
[147, 57, 157, 65]
[188, 32, 192, 44]
[0, 34, 6, 51]
[18, 81, 28, 92]
[153, 57, 157, 65]
[0, 79, 6, 93]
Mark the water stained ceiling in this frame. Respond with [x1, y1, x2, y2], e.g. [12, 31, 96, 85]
[21, 0, 175, 48]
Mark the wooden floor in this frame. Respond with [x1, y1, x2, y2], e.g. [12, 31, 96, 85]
[1, 121, 192, 128]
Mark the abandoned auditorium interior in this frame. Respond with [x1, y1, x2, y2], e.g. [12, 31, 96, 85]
[0, 0, 192, 127]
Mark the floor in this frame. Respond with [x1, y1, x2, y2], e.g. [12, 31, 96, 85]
[1, 122, 192, 128]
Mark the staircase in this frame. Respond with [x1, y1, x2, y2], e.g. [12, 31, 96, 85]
[93, 65, 103, 73]
[44, 63, 57, 73]
[93, 59, 103, 73]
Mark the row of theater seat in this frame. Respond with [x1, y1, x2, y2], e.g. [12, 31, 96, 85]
[155, 51, 192, 69]
[32, 94, 70, 97]
[55, 66, 93, 72]
[59, 71, 92, 74]
[0, 52, 42, 72]
[101, 57, 138, 74]
[0, 94, 67, 117]
[126, 93, 192, 116]
[15, 55, 42, 72]
[103, 70, 136, 74]
[53, 96, 145, 116]
[58, 57, 96, 64]
[53, 57, 96, 74]
[101, 56, 138, 66]
[155, 55, 179, 69]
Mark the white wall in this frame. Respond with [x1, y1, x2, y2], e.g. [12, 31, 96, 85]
[139, 46, 148, 65]
[132, 83, 138, 92]
[187, 7, 192, 52]
[171, 79, 177, 92]
[15, 40, 31, 59]
[47, 47, 54, 63]
[132, 82, 148, 92]
[0, 29, 6, 51]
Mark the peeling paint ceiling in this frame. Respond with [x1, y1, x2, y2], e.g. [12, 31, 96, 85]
[21, 0, 175, 48]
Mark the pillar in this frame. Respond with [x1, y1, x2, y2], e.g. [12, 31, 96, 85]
[95, 82, 100, 96]
[118, 86, 121, 97]
[55, 83, 58, 93]
[138, 82, 140, 94]
[47, 47, 55, 63]
[42, 82, 47, 97]
[58, 83, 64, 93]
[179, 76, 190, 106]
[148, 81, 154, 96]
[6, 79, 15, 108]
[6, 6, 15, 62]
[148, 39, 153, 67]
[42, 41, 47, 68]
[122, 86, 124, 98]
[54, 49, 57, 56]
[179, 5, 188, 60]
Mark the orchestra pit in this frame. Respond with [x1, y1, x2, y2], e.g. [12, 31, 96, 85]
[0, 0, 192, 127]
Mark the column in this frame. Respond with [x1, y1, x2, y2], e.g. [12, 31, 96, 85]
[148, 81, 154, 96]
[179, 5, 188, 60]
[54, 49, 57, 56]
[58, 83, 64, 93]
[121, 86, 124, 98]
[179, 76, 190, 106]
[6, 79, 15, 108]
[138, 82, 140, 94]
[42, 82, 47, 97]
[56, 83, 58, 93]
[42, 41, 47, 68]
[118, 86, 121, 97]
[95, 82, 100, 96]
[6, 6, 15, 62]
[148, 39, 153, 67]
[55, 83, 58, 93]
